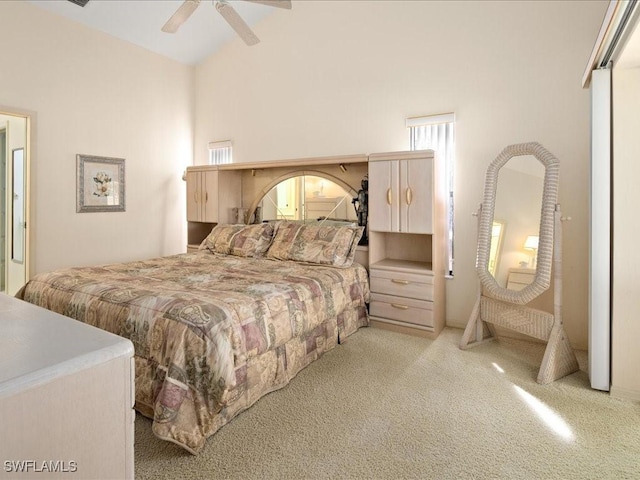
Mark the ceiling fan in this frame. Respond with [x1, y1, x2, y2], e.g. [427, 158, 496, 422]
[162, 0, 292, 46]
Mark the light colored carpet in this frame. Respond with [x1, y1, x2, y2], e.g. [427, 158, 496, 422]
[134, 327, 640, 479]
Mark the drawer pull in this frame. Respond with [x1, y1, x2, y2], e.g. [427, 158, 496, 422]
[391, 303, 409, 310]
[406, 187, 413, 205]
[386, 188, 392, 205]
[391, 279, 410, 285]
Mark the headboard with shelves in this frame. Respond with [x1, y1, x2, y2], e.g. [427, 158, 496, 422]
[185, 154, 368, 247]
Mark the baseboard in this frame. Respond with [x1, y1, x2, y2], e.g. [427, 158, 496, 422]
[610, 385, 640, 402]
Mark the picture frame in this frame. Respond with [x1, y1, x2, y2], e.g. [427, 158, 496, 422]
[76, 154, 125, 213]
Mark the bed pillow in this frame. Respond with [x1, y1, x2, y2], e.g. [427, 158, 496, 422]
[200, 223, 275, 257]
[266, 222, 364, 267]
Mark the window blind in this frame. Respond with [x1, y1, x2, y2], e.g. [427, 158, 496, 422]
[208, 140, 233, 165]
[407, 113, 455, 275]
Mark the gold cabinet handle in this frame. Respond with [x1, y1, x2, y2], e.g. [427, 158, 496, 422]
[406, 187, 413, 205]
[205, 191, 208, 202]
[195, 191, 199, 203]
[386, 188, 392, 205]
[391, 279, 410, 285]
[391, 303, 409, 310]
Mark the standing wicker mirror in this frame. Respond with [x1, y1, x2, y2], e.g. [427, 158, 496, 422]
[477, 143, 558, 304]
[460, 142, 579, 384]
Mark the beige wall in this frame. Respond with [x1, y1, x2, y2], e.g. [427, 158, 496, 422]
[195, 0, 608, 349]
[0, 1, 194, 275]
[612, 66, 640, 400]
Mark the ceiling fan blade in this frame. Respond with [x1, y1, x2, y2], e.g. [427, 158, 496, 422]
[162, 0, 201, 33]
[67, 0, 90, 7]
[216, 2, 260, 46]
[243, 0, 292, 9]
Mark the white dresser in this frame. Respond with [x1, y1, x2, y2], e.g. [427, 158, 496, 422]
[0, 294, 135, 480]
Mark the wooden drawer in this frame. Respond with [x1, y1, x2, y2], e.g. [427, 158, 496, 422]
[369, 268, 433, 301]
[369, 292, 434, 328]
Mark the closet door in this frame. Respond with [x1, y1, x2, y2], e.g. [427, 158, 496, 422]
[589, 68, 611, 392]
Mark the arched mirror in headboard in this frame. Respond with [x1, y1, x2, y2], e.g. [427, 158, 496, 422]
[246, 171, 358, 225]
[460, 142, 579, 384]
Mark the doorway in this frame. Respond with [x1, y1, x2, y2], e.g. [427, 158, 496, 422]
[0, 111, 29, 295]
[0, 129, 5, 292]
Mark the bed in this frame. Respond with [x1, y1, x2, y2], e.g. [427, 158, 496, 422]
[17, 222, 369, 454]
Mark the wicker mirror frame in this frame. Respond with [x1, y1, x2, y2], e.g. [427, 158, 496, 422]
[476, 142, 559, 305]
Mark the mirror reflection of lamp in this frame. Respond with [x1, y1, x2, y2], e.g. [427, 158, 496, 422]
[524, 235, 539, 269]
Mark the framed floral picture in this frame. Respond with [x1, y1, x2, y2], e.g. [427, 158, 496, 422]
[76, 154, 125, 213]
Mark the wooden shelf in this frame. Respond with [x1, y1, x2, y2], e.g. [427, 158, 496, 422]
[369, 258, 433, 274]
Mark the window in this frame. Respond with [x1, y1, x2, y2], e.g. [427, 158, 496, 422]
[406, 113, 455, 275]
[208, 140, 233, 165]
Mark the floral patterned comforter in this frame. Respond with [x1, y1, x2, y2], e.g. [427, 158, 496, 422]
[18, 251, 369, 453]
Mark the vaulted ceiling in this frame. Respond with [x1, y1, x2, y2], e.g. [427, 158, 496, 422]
[28, 0, 280, 65]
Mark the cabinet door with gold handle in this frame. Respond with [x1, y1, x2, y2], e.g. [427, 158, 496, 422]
[186, 171, 201, 222]
[401, 156, 433, 233]
[368, 159, 399, 232]
[203, 170, 219, 223]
